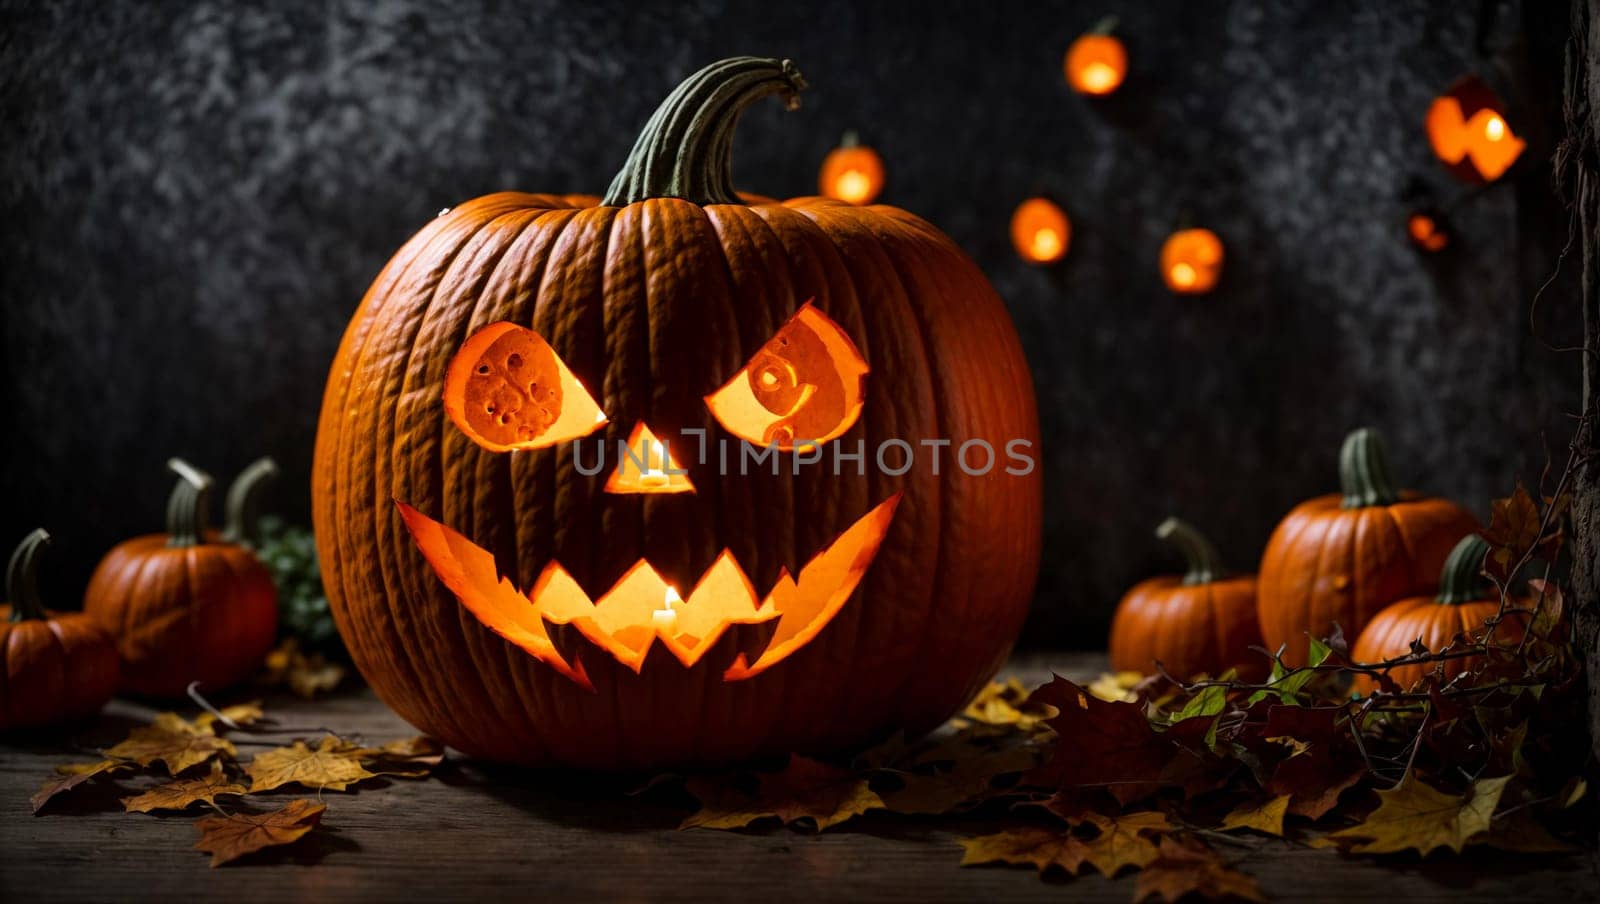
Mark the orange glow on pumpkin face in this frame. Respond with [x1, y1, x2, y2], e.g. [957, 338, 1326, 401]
[1010, 197, 1071, 265]
[604, 421, 694, 495]
[1425, 76, 1525, 184]
[1160, 228, 1224, 295]
[405, 301, 892, 688]
[1064, 33, 1127, 96]
[705, 302, 869, 450]
[819, 142, 885, 205]
[443, 322, 607, 452]
[396, 493, 901, 690]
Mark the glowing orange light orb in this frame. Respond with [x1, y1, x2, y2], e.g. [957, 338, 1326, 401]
[819, 134, 885, 205]
[1160, 228, 1224, 295]
[1407, 213, 1448, 252]
[1010, 197, 1072, 265]
[1065, 33, 1127, 96]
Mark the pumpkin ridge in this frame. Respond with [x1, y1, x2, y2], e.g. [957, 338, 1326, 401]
[794, 205, 944, 730]
[324, 204, 521, 741]
[503, 206, 605, 763]
[854, 207, 1035, 725]
[379, 208, 540, 745]
[415, 206, 560, 748]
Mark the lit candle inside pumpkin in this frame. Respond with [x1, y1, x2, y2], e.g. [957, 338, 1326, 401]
[639, 440, 669, 488]
[652, 586, 682, 634]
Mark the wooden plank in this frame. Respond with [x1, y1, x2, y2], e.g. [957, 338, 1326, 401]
[1, 652, 1593, 902]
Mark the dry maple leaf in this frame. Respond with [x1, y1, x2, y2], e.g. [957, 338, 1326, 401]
[1086, 671, 1145, 704]
[959, 827, 1095, 875]
[260, 639, 346, 698]
[960, 811, 1172, 878]
[247, 736, 377, 793]
[1134, 837, 1265, 903]
[957, 678, 1058, 733]
[194, 701, 266, 731]
[680, 755, 885, 832]
[1027, 677, 1186, 805]
[31, 759, 134, 814]
[122, 761, 249, 813]
[350, 736, 446, 777]
[881, 745, 1041, 815]
[107, 713, 237, 775]
[193, 799, 326, 867]
[1220, 795, 1290, 837]
[1314, 775, 1510, 855]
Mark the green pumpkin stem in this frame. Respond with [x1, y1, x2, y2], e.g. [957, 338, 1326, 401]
[5, 528, 51, 622]
[1156, 517, 1224, 586]
[222, 457, 279, 549]
[165, 458, 215, 549]
[1339, 427, 1401, 508]
[1436, 534, 1491, 605]
[601, 56, 807, 206]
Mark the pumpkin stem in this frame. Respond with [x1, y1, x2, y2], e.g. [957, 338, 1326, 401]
[840, 129, 861, 148]
[165, 458, 215, 549]
[1338, 427, 1401, 508]
[1156, 517, 1224, 586]
[222, 457, 279, 549]
[1436, 534, 1491, 605]
[1089, 14, 1119, 35]
[601, 57, 807, 206]
[5, 528, 50, 622]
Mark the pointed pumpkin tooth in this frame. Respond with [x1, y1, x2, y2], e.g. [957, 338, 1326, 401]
[540, 616, 588, 669]
[719, 619, 781, 678]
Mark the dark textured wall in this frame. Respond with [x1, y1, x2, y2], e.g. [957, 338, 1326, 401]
[0, 0, 1580, 647]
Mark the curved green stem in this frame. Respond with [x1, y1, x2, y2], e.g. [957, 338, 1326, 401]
[1436, 534, 1490, 604]
[601, 56, 807, 206]
[6, 528, 50, 622]
[165, 458, 215, 549]
[1339, 427, 1400, 508]
[1156, 517, 1225, 586]
[222, 457, 279, 549]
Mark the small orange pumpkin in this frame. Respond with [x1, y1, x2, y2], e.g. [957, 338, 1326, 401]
[1109, 518, 1264, 681]
[84, 459, 279, 698]
[818, 131, 884, 205]
[1351, 535, 1524, 694]
[2, 529, 121, 731]
[1257, 428, 1479, 666]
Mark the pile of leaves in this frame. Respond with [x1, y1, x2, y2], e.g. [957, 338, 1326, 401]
[31, 696, 442, 866]
[649, 480, 1592, 901]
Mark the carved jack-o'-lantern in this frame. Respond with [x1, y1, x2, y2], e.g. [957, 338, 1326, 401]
[1425, 75, 1525, 184]
[312, 57, 1043, 770]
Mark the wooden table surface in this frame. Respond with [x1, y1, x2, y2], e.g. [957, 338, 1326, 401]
[2, 651, 1595, 902]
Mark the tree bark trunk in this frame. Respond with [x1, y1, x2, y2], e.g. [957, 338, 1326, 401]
[1565, 0, 1600, 765]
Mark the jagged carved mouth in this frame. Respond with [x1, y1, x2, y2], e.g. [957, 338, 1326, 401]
[396, 494, 901, 691]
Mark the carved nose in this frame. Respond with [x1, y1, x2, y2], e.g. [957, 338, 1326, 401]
[604, 421, 695, 495]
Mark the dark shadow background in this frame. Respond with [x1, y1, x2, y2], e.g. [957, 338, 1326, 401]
[0, 0, 1582, 648]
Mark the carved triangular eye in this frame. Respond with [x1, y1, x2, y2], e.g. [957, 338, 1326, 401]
[705, 301, 868, 450]
[444, 322, 607, 452]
